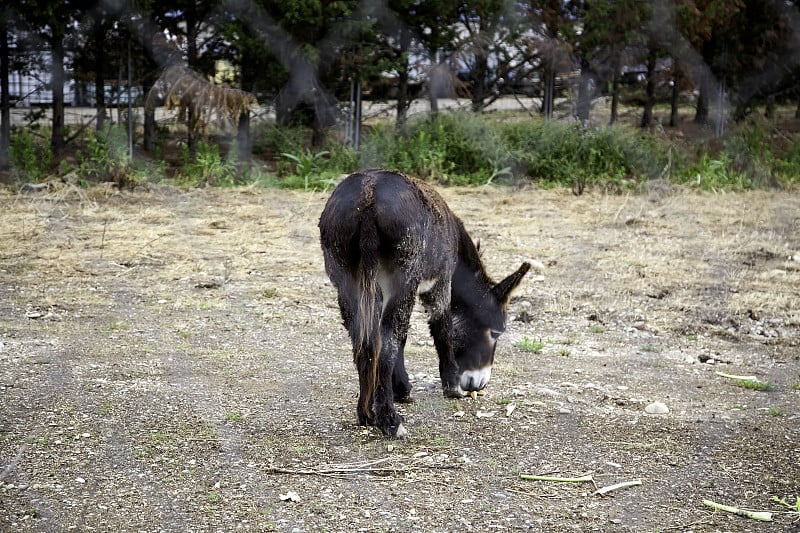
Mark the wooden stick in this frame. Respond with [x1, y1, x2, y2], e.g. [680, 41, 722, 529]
[702, 499, 773, 522]
[520, 474, 594, 483]
[593, 479, 642, 495]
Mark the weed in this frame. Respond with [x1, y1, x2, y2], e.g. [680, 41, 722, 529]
[771, 495, 800, 518]
[737, 379, 774, 392]
[588, 326, 605, 334]
[179, 141, 238, 187]
[261, 288, 278, 299]
[431, 436, 449, 447]
[675, 153, 753, 192]
[106, 321, 128, 331]
[280, 149, 330, 190]
[640, 344, 663, 353]
[225, 411, 244, 422]
[515, 336, 546, 353]
[767, 407, 787, 416]
[9, 130, 52, 181]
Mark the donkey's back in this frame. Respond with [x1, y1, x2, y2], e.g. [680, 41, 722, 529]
[319, 169, 457, 278]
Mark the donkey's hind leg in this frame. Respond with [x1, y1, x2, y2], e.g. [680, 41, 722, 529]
[369, 275, 417, 437]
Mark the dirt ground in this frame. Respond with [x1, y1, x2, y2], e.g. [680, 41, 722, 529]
[1, 180, 798, 532]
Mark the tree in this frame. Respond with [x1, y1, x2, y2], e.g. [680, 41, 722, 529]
[454, 0, 531, 113]
[524, 0, 576, 119]
[578, 0, 647, 124]
[151, 0, 224, 153]
[0, 6, 12, 170]
[19, 0, 76, 154]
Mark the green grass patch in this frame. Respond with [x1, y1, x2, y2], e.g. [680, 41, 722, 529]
[716, 372, 774, 391]
[514, 336, 546, 353]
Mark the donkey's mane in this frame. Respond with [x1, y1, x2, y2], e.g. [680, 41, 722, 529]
[455, 220, 494, 290]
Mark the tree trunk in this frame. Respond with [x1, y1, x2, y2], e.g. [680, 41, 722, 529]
[50, 27, 66, 154]
[470, 53, 489, 113]
[669, 60, 680, 127]
[93, 18, 106, 133]
[542, 62, 555, 119]
[640, 48, 656, 128]
[0, 14, 10, 170]
[394, 27, 412, 128]
[576, 59, 592, 123]
[694, 72, 709, 124]
[609, 71, 619, 125]
[237, 110, 250, 163]
[186, 12, 199, 155]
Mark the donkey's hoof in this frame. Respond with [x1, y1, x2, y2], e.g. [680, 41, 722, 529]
[395, 394, 415, 404]
[443, 386, 467, 399]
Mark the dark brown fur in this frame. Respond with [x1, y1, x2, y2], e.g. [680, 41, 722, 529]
[319, 169, 529, 437]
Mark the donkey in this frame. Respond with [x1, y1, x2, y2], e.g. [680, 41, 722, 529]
[319, 169, 530, 437]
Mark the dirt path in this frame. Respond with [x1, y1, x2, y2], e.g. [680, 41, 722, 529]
[1, 183, 798, 532]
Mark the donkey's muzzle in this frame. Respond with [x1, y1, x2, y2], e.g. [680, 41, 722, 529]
[458, 366, 493, 394]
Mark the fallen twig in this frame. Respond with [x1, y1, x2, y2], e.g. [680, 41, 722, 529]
[715, 371, 760, 382]
[265, 457, 459, 478]
[703, 499, 773, 522]
[593, 479, 642, 495]
[520, 474, 594, 483]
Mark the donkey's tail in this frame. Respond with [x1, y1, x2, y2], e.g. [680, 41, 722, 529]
[354, 213, 382, 417]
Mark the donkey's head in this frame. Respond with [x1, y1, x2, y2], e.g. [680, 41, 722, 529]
[449, 262, 531, 397]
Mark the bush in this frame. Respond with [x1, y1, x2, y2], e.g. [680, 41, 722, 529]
[359, 112, 512, 184]
[9, 130, 52, 181]
[500, 119, 668, 191]
[177, 141, 239, 187]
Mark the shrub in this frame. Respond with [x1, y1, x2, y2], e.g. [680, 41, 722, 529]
[359, 112, 512, 184]
[499, 119, 666, 191]
[177, 141, 238, 187]
[9, 130, 52, 181]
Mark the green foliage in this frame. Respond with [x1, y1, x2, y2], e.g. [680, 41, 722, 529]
[771, 495, 800, 516]
[674, 153, 753, 192]
[178, 142, 239, 187]
[251, 121, 307, 157]
[514, 336, 546, 353]
[77, 127, 149, 188]
[360, 112, 513, 184]
[736, 378, 774, 391]
[773, 140, 800, 188]
[9, 130, 52, 181]
[500, 119, 664, 191]
[280, 149, 332, 190]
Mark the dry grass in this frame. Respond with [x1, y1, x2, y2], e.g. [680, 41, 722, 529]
[1, 183, 798, 532]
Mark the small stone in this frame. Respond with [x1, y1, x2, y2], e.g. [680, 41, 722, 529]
[529, 259, 546, 272]
[279, 491, 301, 502]
[644, 401, 669, 414]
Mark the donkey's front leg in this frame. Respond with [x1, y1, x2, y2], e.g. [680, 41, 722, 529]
[421, 282, 461, 397]
[429, 311, 462, 398]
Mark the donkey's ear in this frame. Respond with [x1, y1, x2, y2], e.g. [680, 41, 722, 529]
[493, 262, 531, 304]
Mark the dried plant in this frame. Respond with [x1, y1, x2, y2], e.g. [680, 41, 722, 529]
[146, 65, 257, 140]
